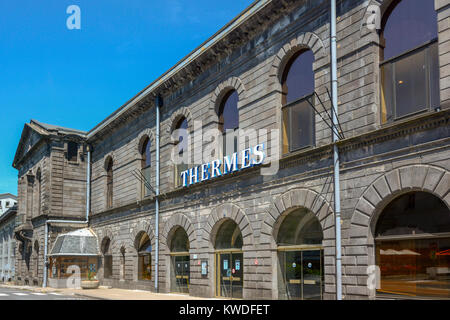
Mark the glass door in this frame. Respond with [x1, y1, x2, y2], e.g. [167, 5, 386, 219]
[302, 250, 322, 300]
[280, 249, 323, 300]
[216, 252, 243, 299]
[172, 255, 190, 294]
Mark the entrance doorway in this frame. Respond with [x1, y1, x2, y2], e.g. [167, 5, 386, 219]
[216, 251, 243, 299]
[276, 208, 324, 300]
[278, 249, 323, 300]
[169, 227, 190, 294]
[214, 219, 244, 299]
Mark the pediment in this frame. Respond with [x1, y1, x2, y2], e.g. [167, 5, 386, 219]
[12, 122, 49, 169]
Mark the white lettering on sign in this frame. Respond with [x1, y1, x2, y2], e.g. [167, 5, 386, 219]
[181, 144, 265, 187]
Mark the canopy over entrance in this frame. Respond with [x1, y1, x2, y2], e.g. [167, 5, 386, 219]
[49, 228, 100, 257]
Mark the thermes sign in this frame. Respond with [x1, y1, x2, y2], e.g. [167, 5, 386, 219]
[180, 144, 265, 187]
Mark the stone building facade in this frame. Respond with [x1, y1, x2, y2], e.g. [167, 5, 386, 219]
[0, 206, 19, 282]
[12, 120, 88, 286]
[12, 0, 450, 299]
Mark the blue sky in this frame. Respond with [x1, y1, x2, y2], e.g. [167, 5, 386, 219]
[0, 0, 253, 194]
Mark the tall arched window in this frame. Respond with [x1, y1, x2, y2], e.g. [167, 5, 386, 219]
[218, 90, 239, 157]
[380, 0, 439, 124]
[106, 158, 113, 209]
[141, 137, 152, 198]
[137, 233, 152, 281]
[36, 169, 41, 216]
[101, 238, 112, 279]
[174, 118, 189, 187]
[282, 50, 315, 154]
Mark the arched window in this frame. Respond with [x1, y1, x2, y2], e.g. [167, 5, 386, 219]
[215, 220, 243, 250]
[106, 158, 113, 209]
[380, 0, 439, 124]
[140, 137, 152, 198]
[101, 238, 112, 279]
[170, 227, 190, 253]
[137, 233, 152, 281]
[282, 50, 315, 154]
[375, 192, 450, 298]
[276, 208, 324, 300]
[120, 247, 126, 281]
[36, 169, 41, 216]
[218, 90, 239, 158]
[33, 241, 39, 279]
[174, 118, 189, 187]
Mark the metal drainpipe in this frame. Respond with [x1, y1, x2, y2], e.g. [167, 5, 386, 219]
[155, 95, 162, 292]
[331, 0, 343, 300]
[42, 146, 91, 288]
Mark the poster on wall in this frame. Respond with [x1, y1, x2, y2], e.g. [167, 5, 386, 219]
[235, 260, 240, 271]
[223, 259, 228, 270]
[201, 261, 208, 276]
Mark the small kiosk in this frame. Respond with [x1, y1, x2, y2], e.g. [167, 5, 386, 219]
[48, 228, 100, 288]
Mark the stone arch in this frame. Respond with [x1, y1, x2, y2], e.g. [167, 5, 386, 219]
[350, 165, 450, 244]
[210, 76, 247, 114]
[269, 32, 326, 88]
[136, 128, 155, 159]
[260, 188, 334, 248]
[166, 106, 193, 136]
[204, 203, 255, 249]
[103, 152, 115, 171]
[130, 219, 156, 251]
[161, 213, 197, 252]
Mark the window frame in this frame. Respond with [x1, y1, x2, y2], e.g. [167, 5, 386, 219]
[380, 38, 439, 124]
[282, 93, 316, 155]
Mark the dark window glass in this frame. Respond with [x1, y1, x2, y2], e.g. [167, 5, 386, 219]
[283, 50, 315, 105]
[382, 0, 438, 61]
[219, 90, 239, 132]
[375, 192, 450, 237]
[170, 227, 190, 253]
[106, 159, 113, 209]
[141, 137, 151, 168]
[102, 238, 112, 279]
[430, 42, 441, 110]
[67, 142, 78, 162]
[380, 0, 439, 124]
[394, 49, 428, 118]
[174, 118, 189, 187]
[138, 233, 152, 281]
[36, 169, 41, 216]
[277, 208, 323, 246]
[289, 96, 315, 152]
[282, 50, 315, 154]
[215, 220, 243, 250]
[219, 90, 239, 157]
[141, 137, 152, 197]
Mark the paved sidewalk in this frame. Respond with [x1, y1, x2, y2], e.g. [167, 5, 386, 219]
[0, 283, 212, 300]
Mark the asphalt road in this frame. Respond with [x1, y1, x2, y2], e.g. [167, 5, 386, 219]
[0, 286, 93, 300]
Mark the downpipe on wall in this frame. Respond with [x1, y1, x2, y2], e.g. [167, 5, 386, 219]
[331, 0, 343, 300]
[155, 95, 162, 292]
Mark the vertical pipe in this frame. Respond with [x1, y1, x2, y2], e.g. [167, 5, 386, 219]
[43, 222, 48, 288]
[155, 95, 161, 292]
[331, 0, 342, 300]
[86, 146, 91, 222]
